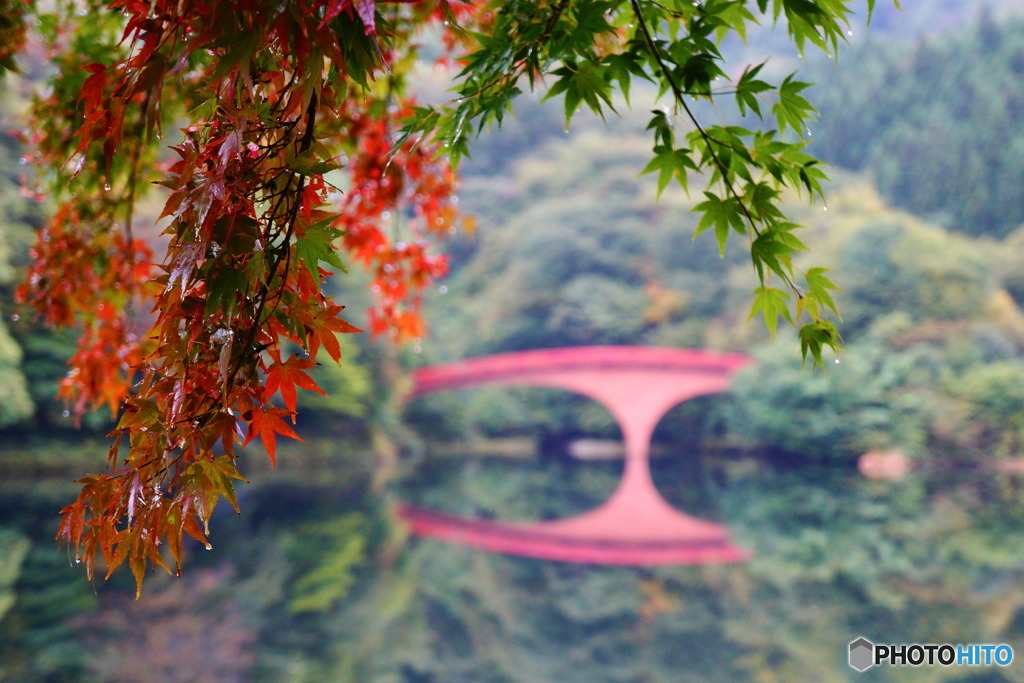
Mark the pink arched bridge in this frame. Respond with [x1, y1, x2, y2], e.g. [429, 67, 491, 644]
[398, 346, 753, 565]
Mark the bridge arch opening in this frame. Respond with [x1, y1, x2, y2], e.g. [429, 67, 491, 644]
[402, 384, 624, 521]
[648, 395, 728, 519]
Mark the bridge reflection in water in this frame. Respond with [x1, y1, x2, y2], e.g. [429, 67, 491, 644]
[399, 346, 752, 566]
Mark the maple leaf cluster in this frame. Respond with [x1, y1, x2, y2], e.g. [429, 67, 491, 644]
[13, 0, 479, 593]
[335, 100, 464, 340]
[18, 209, 155, 416]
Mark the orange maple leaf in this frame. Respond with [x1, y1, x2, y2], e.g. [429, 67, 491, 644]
[243, 405, 303, 467]
[301, 303, 361, 363]
[264, 355, 326, 414]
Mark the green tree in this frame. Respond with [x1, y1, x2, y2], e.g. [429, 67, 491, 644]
[809, 13, 1024, 237]
[0, 94, 35, 428]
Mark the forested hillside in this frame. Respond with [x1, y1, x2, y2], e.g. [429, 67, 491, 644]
[809, 13, 1024, 237]
[6, 3, 1024, 680]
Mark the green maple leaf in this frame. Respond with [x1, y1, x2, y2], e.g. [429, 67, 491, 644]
[773, 75, 815, 135]
[296, 221, 346, 280]
[805, 266, 842, 318]
[749, 286, 793, 340]
[799, 320, 842, 370]
[544, 60, 616, 126]
[693, 192, 746, 256]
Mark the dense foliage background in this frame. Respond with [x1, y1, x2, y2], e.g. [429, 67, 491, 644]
[6, 1, 1024, 680]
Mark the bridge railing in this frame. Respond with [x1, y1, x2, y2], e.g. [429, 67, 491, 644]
[409, 346, 751, 398]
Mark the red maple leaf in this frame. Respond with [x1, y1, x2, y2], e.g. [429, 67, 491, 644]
[243, 406, 303, 467]
[264, 355, 326, 414]
[296, 303, 361, 363]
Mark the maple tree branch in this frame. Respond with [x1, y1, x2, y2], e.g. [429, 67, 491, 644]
[629, 0, 752, 229]
[223, 92, 318, 404]
[629, 0, 804, 296]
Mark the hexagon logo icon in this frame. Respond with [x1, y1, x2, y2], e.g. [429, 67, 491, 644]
[849, 637, 875, 672]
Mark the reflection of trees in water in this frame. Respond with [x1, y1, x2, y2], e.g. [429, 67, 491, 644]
[401, 384, 626, 521]
[335, 418, 1024, 681]
[12, 429, 1024, 681]
[77, 568, 257, 683]
[396, 452, 624, 523]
